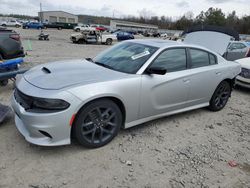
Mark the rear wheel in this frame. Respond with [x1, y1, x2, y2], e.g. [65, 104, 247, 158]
[106, 38, 112, 45]
[2, 24, 6, 27]
[0, 80, 8, 86]
[208, 81, 231, 111]
[73, 99, 122, 148]
[76, 28, 80, 32]
[58, 27, 62, 30]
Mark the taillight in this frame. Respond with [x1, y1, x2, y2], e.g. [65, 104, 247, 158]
[10, 34, 20, 41]
[246, 49, 250, 57]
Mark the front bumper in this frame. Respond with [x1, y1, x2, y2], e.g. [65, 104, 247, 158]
[236, 76, 250, 89]
[11, 91, 81, 146]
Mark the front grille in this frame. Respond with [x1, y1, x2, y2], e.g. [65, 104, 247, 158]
[14, 89, 33, 110]
[239, 68, 250, 79]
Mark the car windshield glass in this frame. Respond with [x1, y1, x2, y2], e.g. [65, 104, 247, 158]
[93, 42, 158, 74]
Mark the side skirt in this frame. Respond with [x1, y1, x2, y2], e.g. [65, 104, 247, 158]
[124, 103, 209, 129]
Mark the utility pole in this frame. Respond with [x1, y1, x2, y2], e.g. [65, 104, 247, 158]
[40, 2, 42, 21]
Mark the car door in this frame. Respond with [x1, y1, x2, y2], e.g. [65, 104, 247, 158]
[186, 48, 223, 106]
[226, 42, 248, 60]
[139, 48, 191, 119]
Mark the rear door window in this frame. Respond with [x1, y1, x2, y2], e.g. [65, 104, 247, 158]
[151, 48, 187, 72]
[190, 49, 210, 68]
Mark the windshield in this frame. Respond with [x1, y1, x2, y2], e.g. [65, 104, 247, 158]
[93, 42, 158, 74]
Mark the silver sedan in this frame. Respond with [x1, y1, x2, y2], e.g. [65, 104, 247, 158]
[11, 40, 241, 148]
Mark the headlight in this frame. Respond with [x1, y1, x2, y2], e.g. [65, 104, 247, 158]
[14, 89, 70, 112]
[32, 98, 70, 110]
[240, 68, 250, 78]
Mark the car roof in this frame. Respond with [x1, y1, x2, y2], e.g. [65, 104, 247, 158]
[131, 39, 214, 52]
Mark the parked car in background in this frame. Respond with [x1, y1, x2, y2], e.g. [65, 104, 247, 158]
[223, 41, 250, 61]
[235, 57, 250, 88]
[152, 32, 161, 37]
[74, 25, 96, 32]
[90, 25, 108, 32]
[116, 31, 134, 41]
[0, 28, 25, 60]
[44, 22, 77, 30]
[11, 40, 241, 148]
[22, 22, 44, 29]
[1, 20, 22, 28]
[70, 31, 116, 45]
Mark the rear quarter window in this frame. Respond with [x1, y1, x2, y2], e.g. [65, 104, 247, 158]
[209, 54, 217, 65]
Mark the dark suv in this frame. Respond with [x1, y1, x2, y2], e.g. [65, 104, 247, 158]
[0, 29, 25, 60]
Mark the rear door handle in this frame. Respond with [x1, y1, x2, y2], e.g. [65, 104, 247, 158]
[183, 78, 190, 83]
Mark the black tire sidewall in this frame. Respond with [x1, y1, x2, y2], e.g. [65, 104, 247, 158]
[74, 99, 122, 148]
[209, 81, 231, 111]
[106, 38, 112, 45]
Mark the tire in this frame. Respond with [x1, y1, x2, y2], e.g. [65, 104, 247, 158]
[208, 81, 231, 111]
[106, 38, 112, 45]
[58, 27, 62, 30]
[2, 24, 6, 27]
[78, 39, 85, 44]
[15, 25, 20, 28]
[0, 80, 8, 86]
[76, 28, 80, 32]
[0, 53, 3, 60]
[73, 99, 122, 148]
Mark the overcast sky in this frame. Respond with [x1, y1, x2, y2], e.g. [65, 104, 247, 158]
[0, 0, 249, 18]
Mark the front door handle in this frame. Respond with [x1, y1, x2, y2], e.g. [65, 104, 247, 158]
[183, 78, 190, 83]
[216, 72, 221, 75]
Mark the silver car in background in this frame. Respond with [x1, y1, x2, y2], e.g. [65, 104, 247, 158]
[11, 40, 241, 148]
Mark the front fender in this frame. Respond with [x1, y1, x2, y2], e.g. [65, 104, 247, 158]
[67, 78, 141, 124]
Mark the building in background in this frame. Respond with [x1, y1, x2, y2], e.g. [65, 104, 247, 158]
[110, 20, 158, 32]
[38, 11, 78, 23]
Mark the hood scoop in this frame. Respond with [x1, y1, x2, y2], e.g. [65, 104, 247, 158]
[42, 67, 51, 74]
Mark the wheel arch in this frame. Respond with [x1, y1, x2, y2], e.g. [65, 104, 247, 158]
[223, 77, 235, 91]
[70, 96, 126, 138]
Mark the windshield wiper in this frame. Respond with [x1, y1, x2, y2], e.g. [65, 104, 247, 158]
[94, 62, 114, 70]
[86, 58, 113, 70]
[85, 58, 94, 62]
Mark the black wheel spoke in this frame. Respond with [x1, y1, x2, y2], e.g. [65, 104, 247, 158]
[82, 127, 96, 136]
[101, 108, 111, 118]
[101, 127, 112, 135]
[107, 122, 116, 127]
[107, 112, 116, 121]
[82, 121, 94, 127]
[99, 128, 104, 142]
[91, 128, 97, 143]
[96, 107, 102, 118]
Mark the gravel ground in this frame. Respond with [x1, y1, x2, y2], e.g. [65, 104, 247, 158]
[0, 28, 249, 188]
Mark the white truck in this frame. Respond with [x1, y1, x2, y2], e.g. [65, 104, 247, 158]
[70, 31, 117, 45]
[73, 25, 96, 32]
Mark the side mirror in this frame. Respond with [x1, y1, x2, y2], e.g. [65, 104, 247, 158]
[146, 67, 167, 75]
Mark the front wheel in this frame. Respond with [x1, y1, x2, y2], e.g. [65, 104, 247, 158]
[208, 81, 231, 111]
[73, 99, 122, 148]
[106, 38, 112, 45]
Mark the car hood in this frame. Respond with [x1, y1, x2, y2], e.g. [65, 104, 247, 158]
[235, 57, 250, 69]
[184, 31, 231, 55]
[23, 59, 129, 90]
